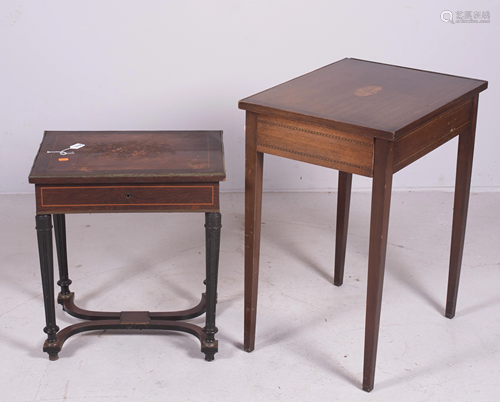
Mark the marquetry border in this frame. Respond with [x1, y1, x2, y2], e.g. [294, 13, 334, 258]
[258, 119, 373, 146]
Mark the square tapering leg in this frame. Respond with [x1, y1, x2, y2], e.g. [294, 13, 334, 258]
[363, 140, 394, 392]
[446, 95, 479, 319]
[244, 112, 264, 352]
[334, 172, 353, 286]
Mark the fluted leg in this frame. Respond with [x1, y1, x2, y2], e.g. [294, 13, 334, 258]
[53, 214, 72, 295]
[36, 214, 60, 360]
[203, 212, 221, 361]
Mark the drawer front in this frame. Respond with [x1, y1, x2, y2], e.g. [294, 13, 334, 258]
[256, 114, 374, 177]
[36, 183, 219, 213]
[394, 100, 472, 172]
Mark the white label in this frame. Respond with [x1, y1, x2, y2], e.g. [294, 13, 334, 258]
[47, 143, 85, 155]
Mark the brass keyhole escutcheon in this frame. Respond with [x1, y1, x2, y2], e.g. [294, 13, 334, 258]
[126, 192, 131, 198]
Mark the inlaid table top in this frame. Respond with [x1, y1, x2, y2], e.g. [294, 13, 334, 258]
[28, 131, 225, 214]
[239, 58, 487, 140]
[29, 131, 226, 184]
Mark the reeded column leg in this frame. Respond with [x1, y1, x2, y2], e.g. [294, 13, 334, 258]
[363, 139, 394, 392]
[36, 214, 60, 360]
[446, 95, 479, 319]
[203, 212, 222, 361]
[53, 214, 72, 296]
[244, 111, 264, 352]
[334, 171, 353, 286]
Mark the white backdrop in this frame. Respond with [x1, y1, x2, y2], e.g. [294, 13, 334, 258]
[1, 0, 498, 193]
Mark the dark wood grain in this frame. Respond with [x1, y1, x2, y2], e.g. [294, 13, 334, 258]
[35, 183, 219, 214]
[29, 131, 225, 184]
[53, 214, 71, 295]
[334, 172, 353, 286]
[204, 212, 222, 361]
[244, 112, 264, 352]
[446, 94, 479, 318]
[31, 130, 225, 361]
[394, 100, 472, 172]
[239, 58, 487, 140]
[239, 58, 488, 392]
[36, 214, 59, 360]
[30, 131, 224, 214]
[363, 139, 394, 392]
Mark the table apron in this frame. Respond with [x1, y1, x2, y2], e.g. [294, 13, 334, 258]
[35, 183, 219, 214]
[393, 99, 473, 172]
[255, 114, 375, 177]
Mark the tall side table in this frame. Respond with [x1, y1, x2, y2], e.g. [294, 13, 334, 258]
[29, 130, 225, 362]
[238, 58, 487, 391]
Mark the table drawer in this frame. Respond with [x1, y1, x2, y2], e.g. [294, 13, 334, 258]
[36, 183, 219, 213]
[256, 114, 374, 177]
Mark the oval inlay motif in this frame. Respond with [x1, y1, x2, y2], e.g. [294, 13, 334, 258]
[354, 86, 382, 97]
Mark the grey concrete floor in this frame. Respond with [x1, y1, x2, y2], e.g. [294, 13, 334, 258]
[0, 191, 499, 401]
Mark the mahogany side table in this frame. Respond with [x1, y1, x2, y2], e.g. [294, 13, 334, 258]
[29, 130, 225, 362]
[238, 58, 488, 391]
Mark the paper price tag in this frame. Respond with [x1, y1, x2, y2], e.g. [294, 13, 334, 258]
[47, 143, 86, 156]
[69, 143, 85, 150]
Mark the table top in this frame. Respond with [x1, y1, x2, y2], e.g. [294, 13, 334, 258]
[239, 58, 487, 140]
[29, 131, 226, 184]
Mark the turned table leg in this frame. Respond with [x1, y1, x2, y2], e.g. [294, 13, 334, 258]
[53, 214, 72, 296]
[36, 214, 60, 360]
[203, 212, 222, 361]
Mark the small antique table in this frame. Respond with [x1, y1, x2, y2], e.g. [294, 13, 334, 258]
[238, 58, 487, 391]
[29, 130, 225, 362]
